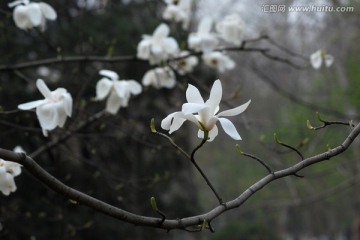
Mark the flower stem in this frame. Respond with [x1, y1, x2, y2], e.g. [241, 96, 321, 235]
[191, 137, 223, 204]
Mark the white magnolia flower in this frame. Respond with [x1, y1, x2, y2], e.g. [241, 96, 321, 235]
[137, 23, 179, 64]
[0, 151, 22, 196]
[202, 51, 236, 73]
[8, 0, 57, 31]
[142, 67, 176, 89]
[170, 51, 198, 75]
[188, 17, 219, 53]
[310, 49, 334, 69]
[216, 14, 245, 46]
[96, 70, 142, 115]
[18, 79, 73, 137]
[161, 79, 251, 141]
[163, 0, 191, 30]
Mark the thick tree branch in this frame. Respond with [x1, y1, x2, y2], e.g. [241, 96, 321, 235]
[0, 123, 359, 231]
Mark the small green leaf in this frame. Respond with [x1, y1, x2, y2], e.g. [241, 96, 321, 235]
[150, 197, 158, 211]
[307, 120, 314, 130]
[235, 144, 243, 154]
[150, 118, 157, 133]
[273, 133, 281, 144]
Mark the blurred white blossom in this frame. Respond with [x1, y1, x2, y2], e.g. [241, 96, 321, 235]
[18, 79, 73, 137]
[95, 70, 142, 114]
[310, 49, 334, 69]
[170, 51, 198, 75]
[161, 79, 250, 141]
[202, 51, 235, 72]
[188, 17, 219, 53]
[0, 146, 23, 196]
[142, 67, 176, 89]
[137, 23, 179, 64]
[216, 13, 245, 46]
[163, 0, 192, 30]
[8, 0, 57, 31]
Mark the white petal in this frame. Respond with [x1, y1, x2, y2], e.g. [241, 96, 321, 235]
[18, 99, 45, 110]
[137, 39, 151, 59]
[198, 125, 218, 141]
[186, 84, 204, 104]
[62, 92, 73, 117]
[127, 80, 142, 95]
[105, 91, 122, 114]
[26, 3, 42, 26]
[206, 79, 222, 112]
[153, 23, 170, 39]
[161, 112, 180, 130]
[96, 78, 113, 100]
[310, 50, 322, 69]
[169, 115, 187, 133]
[218, 118, 241, 140]
[113, 81, 128, 98]
[163, 38, 179, 55]
[36, 79, 52, 99]
[13, 5, 31, 29]
[36, 103, 60, 131]
[324, 54, 334, 67]
[217, 100, 251, 117]
[39, 2, 57, 20]
[182, 103, 207, 115]
[99, 69, 119, 80]
[198, 17, 212, 34]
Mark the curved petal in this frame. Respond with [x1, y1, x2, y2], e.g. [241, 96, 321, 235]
[39, 2, 57, 20]
[137, 39, 151, 59]
[62, 92, 73, 117]
[0, 169, 16, 196]
[36, 103, 60, 131]
[127, 80, 142, 95]
[96, 78, 113, 100]
[18, 99, 45, 110]
[5, 162, 22, 176]
[113, 81, 128, 98]
[218, 118, 241, 140]
[161, 111, 181, 130]
[198, 125, 218, 141]
[206, 79, 222, 112]
[169, 115, 187, 134]
[186, 84, 204, 104]
[163, 38, 179, 55]
[198, 17, 212, 34]
[36, 79, 52, 99]
[26, 3, 42, 26]
[99, 69, 119, 80]
[217, 100, 251, 117]
[182, 103, 207, 115]
[153, 23, 170, 39]
[310, 50, 322, 69]
[13, 5, 31, 29]
[324, 54, 334, 67]
[105, 91, 121, 114]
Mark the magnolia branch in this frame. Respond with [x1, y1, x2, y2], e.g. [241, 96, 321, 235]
[0, 122, 359, 231]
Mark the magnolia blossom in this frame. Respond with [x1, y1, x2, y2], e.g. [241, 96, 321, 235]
[310, 49, 334, 69]
[8, 0, 57, 31]
[163, 0, 191, 30]
[188, 17, 219, 53]
[96, 70, 142, 115]
[0, 147, 23, 196]
[137, 23, 179, 64]
[142, 67, 176, 89]
[161, 79, 251, 141]
[18, 79, 73, 137]
[170, 51, 198, 75]
[216, 14, 245, 45]
[202, 51, 236, 73]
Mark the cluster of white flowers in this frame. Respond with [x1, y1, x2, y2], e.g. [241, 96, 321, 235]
[163, 0, 192, 30]
[8, 0, 57, 31]
[0, 147, 23, 196]
[136, 13, 246, 89]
